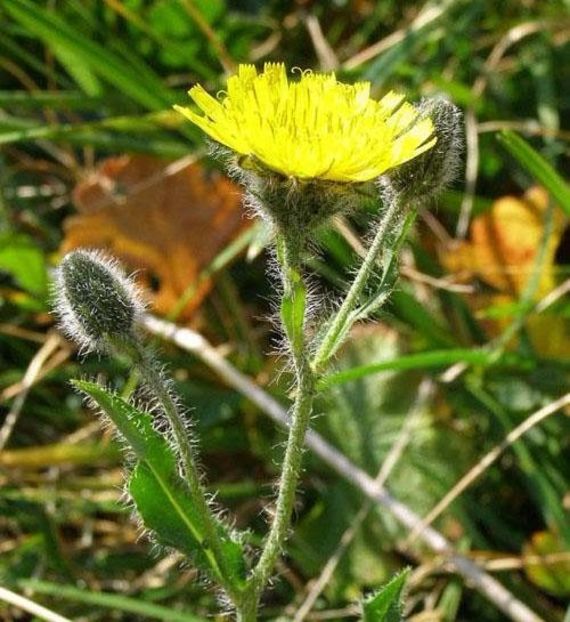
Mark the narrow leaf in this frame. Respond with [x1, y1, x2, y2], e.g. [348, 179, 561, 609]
[51, 42, 102, 96]
[280, 268, 307, 351]
[355, 211, 417, 320]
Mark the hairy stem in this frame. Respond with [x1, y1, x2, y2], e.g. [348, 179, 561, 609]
[243, 237, 316, 613]
[250, 351, 314, 591]
[312, 189, 401, 372]
[236, 597, 259, 622]
[129, 342, 239, 600]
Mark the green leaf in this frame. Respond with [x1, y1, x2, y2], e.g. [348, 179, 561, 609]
[0, 234, 48, 298]
[280, 266, 307, 351]
[498, 130, 570, 216]
[362, 568, 410, 622]
[317, 328, 473, 523]
[73, 380, 247, 590]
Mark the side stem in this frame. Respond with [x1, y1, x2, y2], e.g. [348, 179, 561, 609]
[130, 342, 239, 600]
[312, 189, 401, 372]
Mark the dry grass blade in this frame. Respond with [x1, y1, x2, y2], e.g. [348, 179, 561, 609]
[303, 14, 338, 71]
[0, 586, 72, 622]
[457, 21, 554, 239]
[405, 392, 570, 547]
[478, 120, 570, 141]
[482, 552, 570, 572]
[534, 278, 570, 313]
[342, 0, 456, 70]
[0, 332, 66, 451]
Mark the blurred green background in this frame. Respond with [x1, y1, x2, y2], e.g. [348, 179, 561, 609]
[1, 0, 570, 620]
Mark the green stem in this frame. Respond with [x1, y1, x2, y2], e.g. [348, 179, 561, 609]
[236, 598, 258, 622]
[244, 237, 316, 610]
[250, 351, 314, 592]
[311, 190, 401, 372]
[129, 342, 239, 600]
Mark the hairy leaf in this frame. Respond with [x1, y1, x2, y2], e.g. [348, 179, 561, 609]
[362, 568, 410, 622]
[73, 380, 247, 590]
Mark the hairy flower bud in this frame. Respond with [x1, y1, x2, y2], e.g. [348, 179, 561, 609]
[386, 98, 464, 202]
[240, 165, 363, 260]
[53, 250, 144, 352]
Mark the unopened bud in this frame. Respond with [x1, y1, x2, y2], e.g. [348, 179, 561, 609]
[53, 250, 144, 352]
[387, 98, 464, 201]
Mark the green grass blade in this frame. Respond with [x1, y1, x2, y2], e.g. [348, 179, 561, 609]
[0, 112, 191, 156]
[51, 41, 102, 96]
[319, 348, 504, 390]
[0, 111, 173, 143]
[3, 0, 174, 111]
[19, 580, 204, 622]
[0, 90, 104, 110]
[498, 130, 570, 216]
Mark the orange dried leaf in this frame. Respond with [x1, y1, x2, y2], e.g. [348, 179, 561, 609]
[443, 187, 564, 297]
[61, 155, 247, 321]
[441, 187, 570, 356]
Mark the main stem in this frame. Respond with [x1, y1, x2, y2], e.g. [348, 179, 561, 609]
[241, 237, 316, 617]
[130, 343, 239, 600]
[239, 193, 402, 617]
[250, 350, 314, 591]
[312, 190, 401, 372]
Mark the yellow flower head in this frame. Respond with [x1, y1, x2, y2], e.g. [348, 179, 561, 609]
[175, 63, 436, 183]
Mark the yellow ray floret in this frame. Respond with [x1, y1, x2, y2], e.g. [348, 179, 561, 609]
[175, 63, 436, 183]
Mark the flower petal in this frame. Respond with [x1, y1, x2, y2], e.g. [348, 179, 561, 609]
[175, 64, 436, 182]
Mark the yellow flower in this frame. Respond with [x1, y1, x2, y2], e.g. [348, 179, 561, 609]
[175, 63, 436, 183]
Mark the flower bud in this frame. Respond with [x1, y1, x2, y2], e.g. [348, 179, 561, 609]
[238, 164, 362, 262]
[386, 98, 464, 202]
[53, 250, 144, 352]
